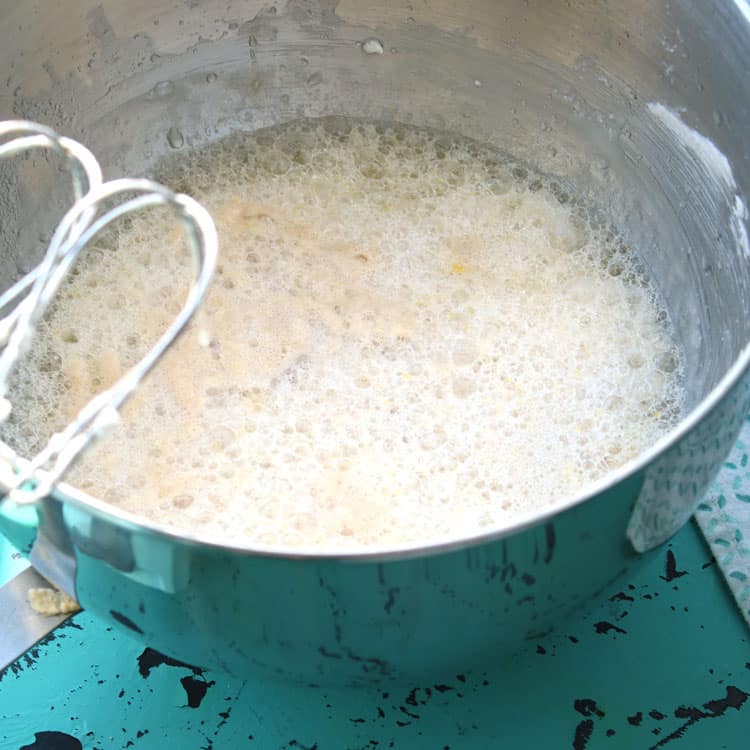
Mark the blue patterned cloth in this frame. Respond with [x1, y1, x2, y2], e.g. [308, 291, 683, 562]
[695, 415, 750, 626]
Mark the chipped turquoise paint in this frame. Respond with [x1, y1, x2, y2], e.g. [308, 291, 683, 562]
[3, 421, 750, 747]
[1, 521, 749, 749]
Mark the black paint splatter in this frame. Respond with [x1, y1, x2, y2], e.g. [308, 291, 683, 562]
[544, 523, 556, 563]
[650, 685, 749, 749]
[383, 588, 400, 615]
[594, 621, 627, 635]
[399, 706, 419, 720]
[571, 699, 605, 748]
[574, 699, 605, 718]
[137, 647, 204, 678]
[136, 647, 214, 709]
[315, 645, 391, 676]
[627, 712, 643, 726]
[180, 675, 216, 708]
[20, 731, 82, 750]
[572, 719, 594, 750]
[610, 591, 635, 603]
[0, 618, 83, 685]
[61, 618, 83, 631]
[660, 550, 687, 583]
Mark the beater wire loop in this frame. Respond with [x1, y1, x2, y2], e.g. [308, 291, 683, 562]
[0, 121, 217, 505]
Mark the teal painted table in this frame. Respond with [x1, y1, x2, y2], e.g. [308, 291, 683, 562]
[1, 520, 748, 749]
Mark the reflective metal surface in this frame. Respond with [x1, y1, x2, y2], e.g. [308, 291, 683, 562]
[0, 0, 749, 681]
[0, 566, 72, 673]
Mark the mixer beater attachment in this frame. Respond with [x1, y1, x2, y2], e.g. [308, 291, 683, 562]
[0, 121, 217, 506]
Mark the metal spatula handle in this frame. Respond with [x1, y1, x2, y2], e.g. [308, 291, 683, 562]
[0, 566, 74, 674]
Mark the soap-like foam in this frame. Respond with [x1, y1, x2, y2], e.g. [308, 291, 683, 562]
[1, 118, 684, 549]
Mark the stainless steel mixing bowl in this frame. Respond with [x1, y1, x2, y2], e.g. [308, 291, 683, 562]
[1, 0, 749, 683]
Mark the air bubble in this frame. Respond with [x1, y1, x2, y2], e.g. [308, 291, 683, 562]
[452, 377, 476, 398]
[151, 80, 175, 97]
[656, 351, 678, 374]
[166, 126, 185, 149]
[39, 351, 62, 373]
[452, 339, 478, 367]
[211, 426, 236, 449]
[173, 493, 194, 509]
[361, 38, 384, 55]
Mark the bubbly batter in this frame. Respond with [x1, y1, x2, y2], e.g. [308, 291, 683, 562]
[1, 118, 684, 549]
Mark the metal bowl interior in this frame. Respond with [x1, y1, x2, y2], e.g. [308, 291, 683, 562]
[0, 0, 749, 559]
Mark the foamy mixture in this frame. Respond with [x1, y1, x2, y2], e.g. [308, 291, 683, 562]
[1, 119, 684, 549]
